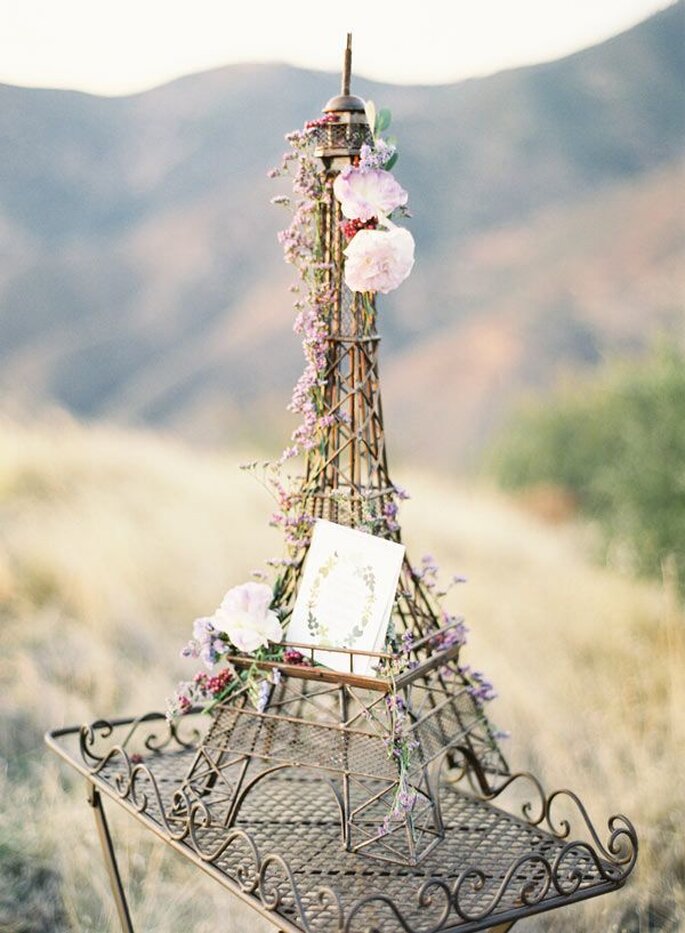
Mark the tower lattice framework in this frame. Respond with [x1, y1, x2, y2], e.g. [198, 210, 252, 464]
[177, 42, 508, 867]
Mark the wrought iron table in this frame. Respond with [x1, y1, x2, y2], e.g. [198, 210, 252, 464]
[46, 710, 637, 933]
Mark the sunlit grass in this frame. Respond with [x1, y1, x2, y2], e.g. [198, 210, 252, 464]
[1, 413, 682, 930]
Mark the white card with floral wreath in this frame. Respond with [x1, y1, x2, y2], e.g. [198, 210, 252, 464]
[287, 519, 405, 676]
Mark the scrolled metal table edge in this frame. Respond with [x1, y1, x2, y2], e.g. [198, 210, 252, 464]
[45, 710, 637, 933]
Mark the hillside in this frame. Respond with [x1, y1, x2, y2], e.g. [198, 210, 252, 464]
[0, 4, 683, 462]
[0, 414, 682, 929]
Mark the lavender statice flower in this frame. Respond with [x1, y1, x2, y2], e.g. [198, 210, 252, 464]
[466, 670, 497, 703]
[395, 788, 417, 814]
[401, 630, 414, 653]
[433, 616, 468, 651]
[190, 617, 219, 669]
[200, 643, 218, 669]
[421, 554, 439, 575]
[266, 557, 299, 568]
[179, 616, 215, 661]
[378, 814, 392, 837]
[256, 679, 271, 713]
[383, 499, 400, 532]
[359, 140, 397, 171]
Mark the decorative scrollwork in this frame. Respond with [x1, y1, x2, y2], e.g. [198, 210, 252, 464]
[607, 814, 639, 871]
[259, 853, 343, 933]
[446, 752, 638, 889]
[444, 747, 548, 828]
[343, 881, 452, 933]
[453, 853, 552, 922]
[554, 841, 612, 895]
[79, 719, 115, 767]
[144, 712, 202, 752]
[79, 711, 201, 770]
[546, 790, 638, 875]
[482, 770, 547, 827]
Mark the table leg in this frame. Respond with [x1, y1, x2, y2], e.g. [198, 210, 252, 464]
[86, 781, 135, 933]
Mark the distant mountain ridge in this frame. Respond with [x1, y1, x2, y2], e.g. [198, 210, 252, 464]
[0, 3, 683, 464]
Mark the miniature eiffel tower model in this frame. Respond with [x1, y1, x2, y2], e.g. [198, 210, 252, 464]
[176, 38, 508, 867]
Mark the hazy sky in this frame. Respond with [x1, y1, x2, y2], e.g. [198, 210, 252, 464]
[1, 0, 670, 95]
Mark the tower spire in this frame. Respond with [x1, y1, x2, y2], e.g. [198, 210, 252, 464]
[341, 32, 352, 96]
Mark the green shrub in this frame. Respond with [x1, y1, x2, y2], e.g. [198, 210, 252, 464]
[491, 348, 685, 587]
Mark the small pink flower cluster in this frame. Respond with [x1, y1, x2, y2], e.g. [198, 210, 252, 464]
[304, 113, 339, 131]
[341, 216, 378, 241]
[194, 667, 234, 697]
[282, 648, 312, 666]
[166, 665, 235, 720]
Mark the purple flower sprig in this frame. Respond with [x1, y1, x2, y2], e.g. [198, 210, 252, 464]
[180, 617, 228, 669]
[260, 125, 336, 563]
[459, 665, 498, 703]
[261, 124, 416, 570]
[377, 687, 420, 838]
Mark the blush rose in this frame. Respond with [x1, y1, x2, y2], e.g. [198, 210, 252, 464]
[343, 226, 415, 294]
[333, 166, 408, 222]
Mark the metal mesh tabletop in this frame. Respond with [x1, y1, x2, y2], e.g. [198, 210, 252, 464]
[47, 712, 637, 933]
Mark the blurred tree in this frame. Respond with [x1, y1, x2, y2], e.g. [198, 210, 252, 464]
[491, 346, 685, 591]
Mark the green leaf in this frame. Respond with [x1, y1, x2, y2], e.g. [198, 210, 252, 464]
[385, 152, 398, 171]
[364, 100, 377, 133]
[375, 108, 391, 134]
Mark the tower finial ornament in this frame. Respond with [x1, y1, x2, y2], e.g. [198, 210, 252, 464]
[342, 32, 352, 96]
[321, 32, 365, 122]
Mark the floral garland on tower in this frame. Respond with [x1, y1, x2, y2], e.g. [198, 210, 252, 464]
[259, 104, 417, 558]
[166, 109, 501, 829]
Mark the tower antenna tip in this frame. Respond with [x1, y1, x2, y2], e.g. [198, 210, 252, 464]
[342, 34, 352, 96]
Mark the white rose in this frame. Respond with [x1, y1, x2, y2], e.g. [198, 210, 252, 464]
[213, 582, 283, 653]
[343, 227, 415, 294]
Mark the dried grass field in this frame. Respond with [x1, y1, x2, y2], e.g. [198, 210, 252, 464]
[1, 413, 682, 932]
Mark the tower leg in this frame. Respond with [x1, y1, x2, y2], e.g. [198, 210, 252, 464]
[86, 781, 135, 933]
